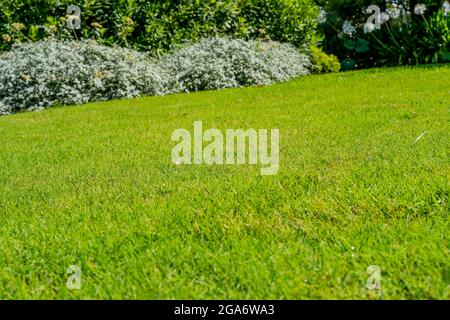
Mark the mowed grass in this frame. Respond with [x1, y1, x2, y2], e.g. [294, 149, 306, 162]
[0, 65, 449, 300]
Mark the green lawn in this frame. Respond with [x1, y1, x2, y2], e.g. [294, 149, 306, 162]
[0, 66, 449, 299]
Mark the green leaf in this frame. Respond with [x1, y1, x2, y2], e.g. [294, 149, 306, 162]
[341, 58, 356, 71]
[343, 39, 357, 50]
[355, 39, 370, 53]
[440, 51, 450, 62]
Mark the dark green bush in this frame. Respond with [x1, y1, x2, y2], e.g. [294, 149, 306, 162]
[0, 0, 320, 53]
[315, 0, 450, 68]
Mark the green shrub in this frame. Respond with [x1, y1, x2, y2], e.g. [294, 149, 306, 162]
[309, 45, 340, 73]
[0, 0, 320, 53]
[315, 0, 450, 68]
[416, 9, 450, 64]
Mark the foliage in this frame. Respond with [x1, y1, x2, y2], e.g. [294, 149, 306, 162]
[160, 37, 311, 92]
[309, 45, 340, 73]
[315, 0, 450, 68]
[0, 40, 167, 115]
[0, 38, 312, 114]
[0, 0, 320, 54]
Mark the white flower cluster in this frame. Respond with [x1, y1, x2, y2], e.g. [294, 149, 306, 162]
[414, 3, 427, 15]
[318, 7, 327, 24]
[160, 37, 311, 93]
[385, 1, 407, 19]
[444, 1, 450, 16]
[361, 1, 445, 34]
[0, 38, 311, 115]
[342, 20, 357, 35]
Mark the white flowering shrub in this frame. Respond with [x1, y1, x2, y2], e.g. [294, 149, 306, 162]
[0, 38, 312, 115]
[0, 41, 168, 115]
[160, 37, 311, 92]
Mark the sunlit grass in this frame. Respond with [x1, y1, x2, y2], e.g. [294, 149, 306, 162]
[0, 65, 449, 299]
